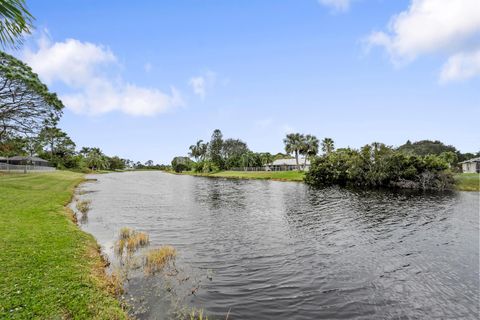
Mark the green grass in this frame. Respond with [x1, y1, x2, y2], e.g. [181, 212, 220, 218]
[178, 170, 306, 182]
[0, 171, 128, 319]
[454, 173, 480, 191]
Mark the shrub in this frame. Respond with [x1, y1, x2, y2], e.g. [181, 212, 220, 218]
[305, 143, 454, 191]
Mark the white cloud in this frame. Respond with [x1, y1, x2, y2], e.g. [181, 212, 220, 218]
[318, 0, 351, 12]
[22, 33, 183, 116]
[189, 76, 207, 99]
[440, 48, 480, 83]
[365, 0, 480, 82]
[188, 71, 217, 100]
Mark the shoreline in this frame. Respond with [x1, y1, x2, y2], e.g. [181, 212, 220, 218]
[0, 171, 128, 319]
[169, 170, 306, 182]
[166, 170, 478, 191]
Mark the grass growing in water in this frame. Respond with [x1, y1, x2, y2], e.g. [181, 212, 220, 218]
[76, 199, 91, 214]
[0, 171, 127, 319]
[144, 246, 177, 275]
[115, 227, 150, 256]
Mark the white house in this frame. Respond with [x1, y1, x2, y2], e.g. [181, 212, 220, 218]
[266, 158, 310, 171]
[459, 157, 480, 173]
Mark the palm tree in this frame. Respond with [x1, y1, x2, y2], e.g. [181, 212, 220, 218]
[0, 0, 34, 49]
[321, 138, 335, 155]
[301, 134, 319, 167]
[283, 133, 305, 170]
[86, 148, 107, 171]
[189, 140, 208, 161]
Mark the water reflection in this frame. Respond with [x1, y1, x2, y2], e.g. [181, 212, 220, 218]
[77, 171, 479, 319]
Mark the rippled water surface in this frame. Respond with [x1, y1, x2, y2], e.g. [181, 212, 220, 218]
[78, 171, 479, 319]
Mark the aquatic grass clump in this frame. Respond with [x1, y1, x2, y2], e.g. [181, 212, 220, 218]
[115, 227, 150, 256]
[126, 232, 150, 252]
[144, 246, 177, 275]
[76, 199, 91, 214]
[119, 227, 132, 239]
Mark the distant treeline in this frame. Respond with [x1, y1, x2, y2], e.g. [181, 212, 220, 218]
[171, 129, 293, 173]
[175, 131, 478, 191]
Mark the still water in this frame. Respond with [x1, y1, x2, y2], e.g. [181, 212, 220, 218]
[77, 171, 479, 319]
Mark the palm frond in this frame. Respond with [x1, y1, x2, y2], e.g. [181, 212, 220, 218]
[0, 0, 34, 49]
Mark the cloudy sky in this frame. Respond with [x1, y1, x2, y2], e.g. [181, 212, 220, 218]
[17, 0, 480, 163]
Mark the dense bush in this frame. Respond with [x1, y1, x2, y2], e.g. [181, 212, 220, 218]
[193, 160, 219, 173]
[305, 143, 454, 191]
[171, 156, 194, 173]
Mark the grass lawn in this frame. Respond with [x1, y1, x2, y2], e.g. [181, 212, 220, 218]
[454, 173, 480, 191]
[178, 170, 305, 182]
[0, 171, 127, 319]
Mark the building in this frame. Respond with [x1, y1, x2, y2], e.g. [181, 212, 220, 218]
[459, 157, 480, 173]
[266, 158, 310, 171]
[5, 156, 52, 167]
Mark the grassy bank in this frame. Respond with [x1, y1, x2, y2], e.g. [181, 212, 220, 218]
[454, 173, 480, 191]
[177, 170, 305, 182]
[0, 171, 127, 319]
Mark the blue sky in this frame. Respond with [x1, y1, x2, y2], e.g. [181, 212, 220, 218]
[18, 0, 480, 163]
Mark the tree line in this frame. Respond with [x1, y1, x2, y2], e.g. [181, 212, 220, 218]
[172, 129, 337, 172]
[176, 130, 478, 191]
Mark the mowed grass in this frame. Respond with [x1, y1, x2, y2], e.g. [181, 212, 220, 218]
[454, 173, 480, 191]
[0, 171, 127, 319]
[180, 170, 305, 182]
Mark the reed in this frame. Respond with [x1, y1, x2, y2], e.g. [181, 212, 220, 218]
[144, 246, 177, 275]
[76, 199, 91, 214]
[115, 228, 150, 256]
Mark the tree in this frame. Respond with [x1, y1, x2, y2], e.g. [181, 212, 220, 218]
[300, 134, 319, 167]
[145, 160, 154, 167]
[397, 140, 457, 157]
[37, 127, 75, 168]
[222, 138, 249, 168]
[171, 156, 193, 172]
[0, 52, 63, 141]
[85, 148, 108, 171]
[208, 129, 224, 169]
[0, 0, 34, 49]
[321, 138, 334, 155]
[259, 152, 274, 166]
[108, 156, 126, 170]
[189, 139, 208, 161]
[283, 133, 305, 170]
[38, 127, 75, 158]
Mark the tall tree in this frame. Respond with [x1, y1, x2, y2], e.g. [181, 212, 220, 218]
[283, 133, 305, 170]
[0, 0, 34, 49]
[321, 137, 335, 155]
[0, 52, 63, 141]
[38, 127, 75, 158]
[301, 134, 319, 167]
[208, 129, 224, 169]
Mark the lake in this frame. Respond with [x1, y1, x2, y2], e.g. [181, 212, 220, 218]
[76, 171, 479, 319]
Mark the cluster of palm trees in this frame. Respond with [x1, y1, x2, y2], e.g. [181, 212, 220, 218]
[188, 139, 209, 161]
[283, 134, 334, 170]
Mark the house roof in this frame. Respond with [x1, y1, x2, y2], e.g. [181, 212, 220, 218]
[8, 156, 49, 163]
[269, 158, 310, 166]
[459, 157, 480, 164]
